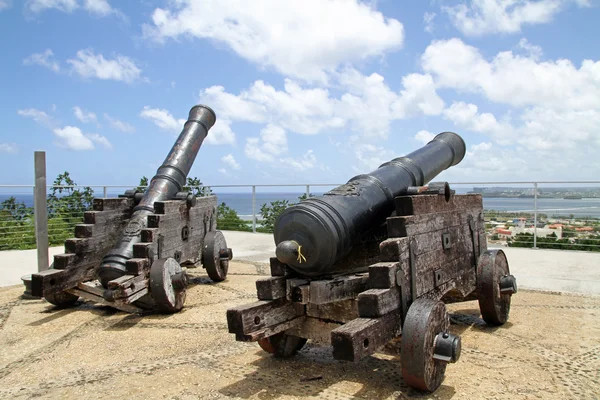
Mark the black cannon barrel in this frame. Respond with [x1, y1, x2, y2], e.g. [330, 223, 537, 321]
[97, 105, 216, 287]
[274, 132, 466, 277]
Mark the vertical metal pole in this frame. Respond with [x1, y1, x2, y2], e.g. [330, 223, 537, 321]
[103, 186, 107, 198]
[306, 184, 310, 199]
[252, 185, 256, 233]
[34, 151, 49, 272]
[533, 182, 538, 249]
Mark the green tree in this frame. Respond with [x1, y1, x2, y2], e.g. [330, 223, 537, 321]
[217, 202, 251, 231]
[136, 176, 149, 193]
[46, 172, 94, 245]
[183, 176, 213, 197]
[258, 200, 290, 233]
[257, 193, 313, 233]
[0, 197, 35, 250]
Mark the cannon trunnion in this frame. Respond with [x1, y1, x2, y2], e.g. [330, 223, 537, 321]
[28, 105, 233, 314]
[226, 134, 517, 393]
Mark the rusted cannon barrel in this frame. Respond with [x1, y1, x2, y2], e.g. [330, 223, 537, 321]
[97, 105, 216, 287]
[274, 132, 466, 277]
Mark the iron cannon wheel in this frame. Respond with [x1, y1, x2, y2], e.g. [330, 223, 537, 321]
[45, 290, 79, 308]
[203, 230, 229, 282]
[257, 332, 307, 358]
[401, 298, 450, 392]
[477, 249, 513, 325]
[149, 257, 187, 313]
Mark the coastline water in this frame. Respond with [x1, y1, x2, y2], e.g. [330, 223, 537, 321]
[2, 192, 600, 219]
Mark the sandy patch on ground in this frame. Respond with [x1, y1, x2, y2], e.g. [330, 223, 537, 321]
[0, 261, 598, 399]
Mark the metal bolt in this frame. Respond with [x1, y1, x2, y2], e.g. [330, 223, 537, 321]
[500, 274, 517, 295]
[171, 272, 188, 291]
[433, 332, 461, 363]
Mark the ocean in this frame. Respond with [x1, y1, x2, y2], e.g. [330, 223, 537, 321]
[2, 192, 600, 219]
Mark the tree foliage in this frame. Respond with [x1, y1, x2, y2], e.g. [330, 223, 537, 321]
[507, 232, 600, 252]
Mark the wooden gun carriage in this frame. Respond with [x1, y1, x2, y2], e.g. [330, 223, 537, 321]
[28, 105, 233, 314]
[226, 133, 517, 392]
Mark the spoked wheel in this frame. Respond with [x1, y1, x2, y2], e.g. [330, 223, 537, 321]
[203, 230, 232, 282]
[45, 290, 79, 308]
[401, 298, 461, 392]
[257, 332, 308, 358]
[477, 249, 517, 326]
[150, 257, 188, 313]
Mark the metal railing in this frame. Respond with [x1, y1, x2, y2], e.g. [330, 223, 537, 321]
[1, 181, 600, 259]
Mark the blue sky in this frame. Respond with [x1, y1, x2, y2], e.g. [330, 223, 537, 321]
[0, 0, 598, 189]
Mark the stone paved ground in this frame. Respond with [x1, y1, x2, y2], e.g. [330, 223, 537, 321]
[0, 261, 598, 400]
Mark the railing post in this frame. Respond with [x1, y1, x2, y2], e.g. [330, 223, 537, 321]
[34, 151, 49, 272]
[306, 184, 310, 199]
[103, 186, 107, 198]
[533, 182, 538, 249]
[252, 185, 256, 233]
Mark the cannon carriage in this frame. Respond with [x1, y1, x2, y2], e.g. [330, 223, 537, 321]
[226, 132, 517, 392]
[29, 105, 233, 314]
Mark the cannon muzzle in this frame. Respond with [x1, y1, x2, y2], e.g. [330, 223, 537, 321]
[97, 105, 216, 287]
[274, 131, 466, 277]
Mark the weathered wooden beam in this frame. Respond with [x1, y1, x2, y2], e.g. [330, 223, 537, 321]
[31, 269, 65, 297]
[358, 287, 401, 318]
[235, 316, 306, 342]
[92, 197, 133, 212]
[287, 278, 310, 303]
[226, 299, 306, 335]
[309, 274, 370, 305]
[368, 262, 400, 289]
[394, 193, 482, 216]
[269, 257, 295, 277]
[256, 276, 287, 300]
[331, 311, 401, 362]
[286, 317, 342, 344]
[387, 208, 482, 238]
[306, 299, 358, 323]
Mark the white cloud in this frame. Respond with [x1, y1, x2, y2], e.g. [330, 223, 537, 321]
[52, 126, 108, 151]
[352, 141, 395, 172]
[0, 143, 17, 153]
[140, 106, 184, 132]
[17, 108, 57, 128]
[421, 38, 600, 110]
[83, 0, 121, 17]
[104, 113, 135, 133]
[245, 124, 288, 162]
[23, 49, 60, 72]
[67, 49, 142, 83]
[415, 130, 435, 145]
[140, 106, 234, 144]
[280, 150, 317, 171]
[517, 38, 543, 60]
[424, 12, 436, 33]
[73, 106, 97, 123]
[200, 70, 444, 140]
[143, 0, 404, 82]
[0, 0, 11, 11]
[443, 102, 516, 144]
[86, 132, 112, 150]
[443, 0, 589, 36]
[25, 0, 78, 14]
[218, 168, 230, 176]
[221, 154, 240, 170]
[204, 119, 235, 145]
[24, 0, 123, 17]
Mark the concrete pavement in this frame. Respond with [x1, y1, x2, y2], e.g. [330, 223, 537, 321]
[1, 231, 599, 296]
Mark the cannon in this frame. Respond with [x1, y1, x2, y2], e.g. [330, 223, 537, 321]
[28, 105, 233, 314]
[226, 132, 517, 392]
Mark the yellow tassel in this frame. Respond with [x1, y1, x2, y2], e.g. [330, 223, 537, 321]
[291, 240, 307, 264]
